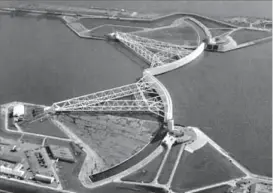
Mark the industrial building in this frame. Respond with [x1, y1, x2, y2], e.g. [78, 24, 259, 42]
[48, 145, 75, 163]
[34, 174, 54, 184]
[250, 183, 272, 193]
[0, 164, 25, 178]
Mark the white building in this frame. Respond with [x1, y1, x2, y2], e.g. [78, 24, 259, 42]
[0, 165, 25, 178]
[13, 104, 25, 122]
[34, 174, 55, 184]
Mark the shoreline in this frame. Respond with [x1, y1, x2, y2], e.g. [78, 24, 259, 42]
[0, 4, 271, 193]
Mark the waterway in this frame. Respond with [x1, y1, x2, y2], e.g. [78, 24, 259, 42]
[0, 1, 271, 192]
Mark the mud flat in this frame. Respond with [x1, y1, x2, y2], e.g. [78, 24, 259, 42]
[56, 113, 161, 170]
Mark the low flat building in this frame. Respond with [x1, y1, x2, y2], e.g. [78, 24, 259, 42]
[250, 183, 272, 193]
[0, 165, 25, 178]
[48, 145, 75, 163]
[34, 174, 54, 184]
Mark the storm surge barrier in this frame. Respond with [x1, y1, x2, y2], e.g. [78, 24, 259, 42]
[46, 20, 205, 185]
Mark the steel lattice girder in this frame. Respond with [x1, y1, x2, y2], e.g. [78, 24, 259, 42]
[53, 77, 159, 111]
[120, 32, 189, 50]
[114, 32, 192, 67]
[52, 83, 146, 110]
[115, 32, 164, 67]
[115, 32, 167, 67]
[59, 100, 165, 117]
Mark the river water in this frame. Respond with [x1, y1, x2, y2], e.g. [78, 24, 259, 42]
[0, 0, 271, 190]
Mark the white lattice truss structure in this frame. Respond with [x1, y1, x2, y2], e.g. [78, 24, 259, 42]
[51, 31, 194, 116]
[113, 31, 193, 67]
[52, 76, 165, 117]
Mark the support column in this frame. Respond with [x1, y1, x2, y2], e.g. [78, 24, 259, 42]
[167, 119, 174, 131]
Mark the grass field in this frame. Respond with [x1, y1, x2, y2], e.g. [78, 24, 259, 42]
[196, 185, 231, 193]
[57, 113, 161, 169]
[20, 134, 44, 145]
[230, 28, 271, 44]
[20, 118, 69, 139]
[209, 28, 233, 37]
[89, 24, 144, 37]
[133, 23, 199, 46]
[171, 143, 245, 192]
[189, 15, 235, 28]
[92, 182, 167, 193]
[79, 18, 152, 29]
[158, 144, 182, 184]
[121, 148, 165, 183]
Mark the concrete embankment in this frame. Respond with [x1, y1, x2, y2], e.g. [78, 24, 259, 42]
[184, 17, 212, 41]
[218, 35, 272, 52]
[145, 43, 205, 76]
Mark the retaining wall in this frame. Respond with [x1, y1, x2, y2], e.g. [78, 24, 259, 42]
[185, 17, 212, 41]
[146, 43, 205, 76]
[142, 71, 173, 123]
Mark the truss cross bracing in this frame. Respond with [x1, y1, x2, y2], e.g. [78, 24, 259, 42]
[113, 32, 193, 67]
[52, 76, 165, 117]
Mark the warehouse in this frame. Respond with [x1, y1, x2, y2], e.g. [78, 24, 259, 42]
[34, 174, 55, 184]
[0, 165, 25, 178]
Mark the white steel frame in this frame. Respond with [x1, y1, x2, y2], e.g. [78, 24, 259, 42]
[114, 32, 192, 67]
[52, 76, 165, 117]
[51, 29, 194, 117]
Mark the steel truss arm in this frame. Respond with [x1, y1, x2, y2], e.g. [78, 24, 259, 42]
[52, 83, 145, 110]
[114, 32, 193, 67]
[60, 99, 165, 117]
[115, 32, 164, 67]
[52, 76, 159, 110]
[121, 32, 190, 50]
